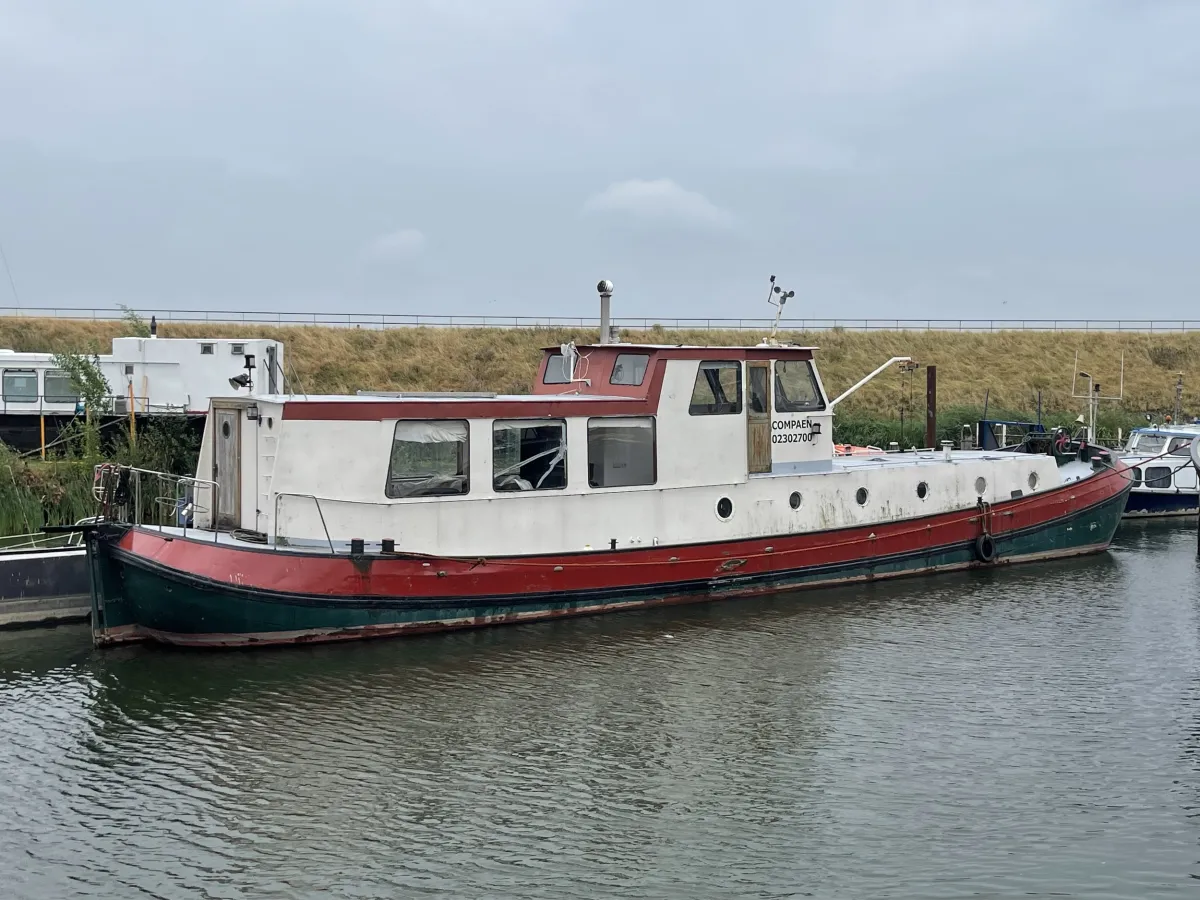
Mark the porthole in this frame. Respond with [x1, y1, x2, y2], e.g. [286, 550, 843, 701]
[221, 421, 231, 438]
[975, 477, 987, 495]
[916, 481, 928, 500]
[789, 491, 802, 510]
[855, 487, 868, 505]
[1028, 472, 1038, 490]
[716, 497, 733, 520]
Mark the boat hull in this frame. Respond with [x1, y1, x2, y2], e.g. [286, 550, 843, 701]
[0, 546, 90, 629]
[86, 467, 1132, 649]
[1122, 489, 1198, 518]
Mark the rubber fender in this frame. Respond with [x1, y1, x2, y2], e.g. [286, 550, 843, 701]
[974, 533, 997, 563]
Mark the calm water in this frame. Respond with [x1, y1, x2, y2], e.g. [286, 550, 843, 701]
[2, 524, 1199, 899]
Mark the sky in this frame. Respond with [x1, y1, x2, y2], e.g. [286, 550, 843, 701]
[0, 0, 1197, 321]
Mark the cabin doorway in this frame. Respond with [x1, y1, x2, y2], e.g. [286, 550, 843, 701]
[212, 406, 241, 530]
[747, 362, 772, 474]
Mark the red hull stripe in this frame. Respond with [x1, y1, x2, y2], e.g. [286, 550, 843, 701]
[116, 466, 1129, 602]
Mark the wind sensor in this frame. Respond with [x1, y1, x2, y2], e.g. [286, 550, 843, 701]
[763, 275, 795, 344]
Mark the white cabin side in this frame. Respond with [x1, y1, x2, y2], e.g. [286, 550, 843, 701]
[192, 347, 1079, 556]
[0, 336, 284, 415]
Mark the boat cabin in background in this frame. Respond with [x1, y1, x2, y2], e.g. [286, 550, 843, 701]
[0, 334, 284, 453]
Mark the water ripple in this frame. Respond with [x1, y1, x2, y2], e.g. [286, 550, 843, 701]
[2, 523, 1199, 898]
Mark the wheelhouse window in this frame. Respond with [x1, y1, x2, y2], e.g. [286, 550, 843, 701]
[1132, 433, 1166, 454]
[492, 419, 567, 491]
[1168, 437, 1193, 456]
[2, 369, 38, 403]
[610, 353, 650, 386]
[774, 360, 825, 412]
[1144, 466, 1172, 489]
[385, 420, 469, 498]
[542, 354, 571, 385]
[43, 369, 79, 404]
[588, 417, 656, 487]
[689, 361, 742, 415]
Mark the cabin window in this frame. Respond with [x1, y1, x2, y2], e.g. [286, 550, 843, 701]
[588, 417, 656, 488]
[689, 361, 742, 415]
[231, 343, 245, 355]
[1130, 468, 1143, 486]
[773, 360, 824, 412]
[1144, 466, 1172, 489]
[1132, 433, 1166, 454]
[2, 369, 37, 402]
[200, 343, 215, 355]
[1168, 437, 1193, 456]
[610, 353, 650, 386]
[43, 369, 79, 404]
[492, 419, 567, 491]
[542, 353, 571, 384]
[385, 420, 469, 498]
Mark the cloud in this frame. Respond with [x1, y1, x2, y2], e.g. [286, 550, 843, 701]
[359, 228, 426, 261]
[583, 178, 736, 230]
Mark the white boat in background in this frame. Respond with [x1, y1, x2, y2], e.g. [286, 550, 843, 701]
[1120, 424, 1200, 518]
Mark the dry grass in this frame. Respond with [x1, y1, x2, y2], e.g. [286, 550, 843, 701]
[2, 318, 1197, 417]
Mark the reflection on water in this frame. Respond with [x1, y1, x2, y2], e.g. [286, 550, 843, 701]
[2, 523, 1199, 898]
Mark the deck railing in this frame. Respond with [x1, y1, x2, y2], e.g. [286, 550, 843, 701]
[5, 306, 1200, 333]
[93, 465, 219, 541]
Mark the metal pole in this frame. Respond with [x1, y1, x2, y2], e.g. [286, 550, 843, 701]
[1192, 436, 1200, 556]
[925, 365, 937, 449]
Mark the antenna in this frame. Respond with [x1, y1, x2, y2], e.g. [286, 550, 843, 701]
[763, 275, 795, 344]
[1070, 350, 1124, 443]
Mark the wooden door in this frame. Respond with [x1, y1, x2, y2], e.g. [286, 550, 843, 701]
[212, 406, 241, 530]
[747, 362, 772, 474]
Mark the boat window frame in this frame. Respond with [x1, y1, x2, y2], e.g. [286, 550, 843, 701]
[773, 359, 826, 413]
[1132, 433, 1167, 455]
[491, 418, 568, 492]
[1168, 437, 1193, 456]
[1144, 465, 1172, 490]
[688, 360, 742, 416]
[384, 418, 471, 499]
[542, 353, 572, 385]
[1130, 467, 1143, 486]
[2, 368, 39, 403]
[610, 353, 650, 387]
[43, 368, 80, 404]
[587, 416, 658, 488]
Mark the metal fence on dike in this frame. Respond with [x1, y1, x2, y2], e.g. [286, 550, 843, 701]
[3, 306, 1200, 333]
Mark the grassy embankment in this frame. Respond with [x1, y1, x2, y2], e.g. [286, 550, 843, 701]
[2, 317, 1196, 534]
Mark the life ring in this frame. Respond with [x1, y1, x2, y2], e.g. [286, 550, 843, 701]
[974, 533, 997, 563]
[1053, 429, 1070, 454]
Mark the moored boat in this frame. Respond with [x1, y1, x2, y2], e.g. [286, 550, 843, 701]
[1119, 424, 1200, 518]
[80, 286, 1132, 649]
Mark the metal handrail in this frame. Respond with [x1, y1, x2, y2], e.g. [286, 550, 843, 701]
[6, 306, 1200, 332]
[93, 465, 220, 541]
[273, 493, 337, 552]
